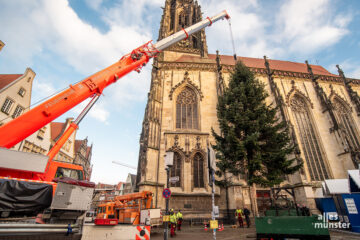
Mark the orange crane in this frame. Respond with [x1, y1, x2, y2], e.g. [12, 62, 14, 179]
[0, 11, 229, 149]
[0, 10, 229, 183]
[0, 10, 230, 223]
[95, 191, 154, 225]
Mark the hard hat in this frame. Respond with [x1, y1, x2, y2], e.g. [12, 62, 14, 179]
[170, 208, 174, 211]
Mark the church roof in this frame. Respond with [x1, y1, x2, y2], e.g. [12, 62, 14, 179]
[0, 74, 22, 91]
[174, 54, 338, 77]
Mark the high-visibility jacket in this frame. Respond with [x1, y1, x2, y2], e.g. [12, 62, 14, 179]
[176, 212, 183, 219]
[170, 213, 177, 223]
[235, 209, 243, 217]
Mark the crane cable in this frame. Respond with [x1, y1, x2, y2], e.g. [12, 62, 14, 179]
[0, 79, 83, 123]
[228, 19, 237, 61]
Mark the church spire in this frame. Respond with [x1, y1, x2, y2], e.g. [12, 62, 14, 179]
[158, 0, 207, 57]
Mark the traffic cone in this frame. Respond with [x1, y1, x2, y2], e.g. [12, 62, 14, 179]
[204, 223, 208, 231]
[220, 224, 224, 231]
[218, 224, 222, 232]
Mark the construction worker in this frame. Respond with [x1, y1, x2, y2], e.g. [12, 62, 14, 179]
[176, 210, 183, 231]
[169, 209, 177, 237]
[235, 207, 244, 228]
[243, 207, 251, 228]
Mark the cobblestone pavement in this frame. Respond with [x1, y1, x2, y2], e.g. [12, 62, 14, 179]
[151, 225, 360, 240]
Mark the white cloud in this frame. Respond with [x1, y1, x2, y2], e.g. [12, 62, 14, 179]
[40, 0, 152, 74]
[0, 0, 154, 112]
[32, 80, 56, 100]
[333, 59, 360, 79]
[101, 0, 164, 29]
[84, 0, 104, 10]
[199, 0, 351, 59]
[201, 0, 271, 57]
[275, 0, 350, 56]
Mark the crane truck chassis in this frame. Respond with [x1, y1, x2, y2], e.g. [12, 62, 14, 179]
[0, 10, 230, 239]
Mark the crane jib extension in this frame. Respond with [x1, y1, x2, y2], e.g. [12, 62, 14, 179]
[0, 10, 230, 149]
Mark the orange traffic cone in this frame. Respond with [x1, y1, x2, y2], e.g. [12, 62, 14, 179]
[204, 223, 208, 231]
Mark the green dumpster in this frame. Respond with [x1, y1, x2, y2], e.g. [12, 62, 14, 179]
[255, 215, 330, 240]
[265, 209, 298, 216]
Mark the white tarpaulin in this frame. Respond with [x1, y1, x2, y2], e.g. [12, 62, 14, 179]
[208, 146, 216, 171]
[348, 169, 360, 189]
[324, 179, 350, 195]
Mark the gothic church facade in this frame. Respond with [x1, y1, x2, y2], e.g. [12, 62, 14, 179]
[136, 0, 360, 218]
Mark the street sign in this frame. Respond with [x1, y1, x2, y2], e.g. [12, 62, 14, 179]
[169, 176, 179, 183]
[162, 188, 171, 199]
[210, 220, 218, 229]
[213, 206, 219, 218]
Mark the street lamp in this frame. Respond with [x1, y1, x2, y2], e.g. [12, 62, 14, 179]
[164, 151, 174, 240]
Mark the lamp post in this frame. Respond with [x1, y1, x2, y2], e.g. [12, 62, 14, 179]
[208, 145, 217, 240]
[164, 151, 174, 240]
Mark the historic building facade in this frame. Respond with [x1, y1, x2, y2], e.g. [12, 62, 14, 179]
[74, 137, 93, 180]
[0, 68, 35, 127]
[136, 0, 360, 218]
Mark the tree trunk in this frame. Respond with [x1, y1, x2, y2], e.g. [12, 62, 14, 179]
[225, 184, 230, 224]
[249, 183, 259, 217]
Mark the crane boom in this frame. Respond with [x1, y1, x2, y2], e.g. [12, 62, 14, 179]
[0, 10, 230, 148]
[112, 161, 137, 170]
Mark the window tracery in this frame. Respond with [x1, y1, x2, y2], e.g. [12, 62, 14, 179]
[333, 98, 360, 151]
[170, 152, 182, 187]
[176, 87, 199, 129]
[290, 95, 329, 181]
[193, 152, 204, 188]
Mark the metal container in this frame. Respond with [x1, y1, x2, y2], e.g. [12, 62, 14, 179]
[50, 182, 94, 211]
[255, 215, 330, 239]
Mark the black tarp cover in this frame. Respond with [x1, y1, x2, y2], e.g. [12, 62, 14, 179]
[0, 179, 52, 213]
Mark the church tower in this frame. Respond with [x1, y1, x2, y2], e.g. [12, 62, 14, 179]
[136, 0, 218, 216]
[158, 0, 208, 57]
[137, 0, 360, 219]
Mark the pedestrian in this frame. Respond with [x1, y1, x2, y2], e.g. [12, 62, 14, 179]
[243, 207, 251, 228]
[176, 210, 183, 231]
[302, 205, 310, 216]
[169, 209, 177, 237]
[301, 205, 306, 216]
[65, 223, 72, 236]
[235, 207, 244, 228]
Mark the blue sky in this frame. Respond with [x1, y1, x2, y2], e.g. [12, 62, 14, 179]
[1, 0, 360, 184]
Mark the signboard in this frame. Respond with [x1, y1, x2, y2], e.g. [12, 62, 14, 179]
[213, 206, 219, 218]
[165, 152, 174, 167]
[345, 198, 358, 214]
[163, 215, 170, 222]
[209, 220, 218, 229]
[162, 188, 171, 199]
[169, 176, 179, 183]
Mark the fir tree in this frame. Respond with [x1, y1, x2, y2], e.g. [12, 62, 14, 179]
[212, 61, 302, 215]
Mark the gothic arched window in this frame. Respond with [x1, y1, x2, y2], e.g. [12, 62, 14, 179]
[193, 152, 204, 188]
[290, 95, 329, 181]
[170, 152, 182, 187]
[178, 11, 186, 28]
[176, 87, 199, 129]
[170, 0, 176, 31]
[333, 98, 360, 150]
